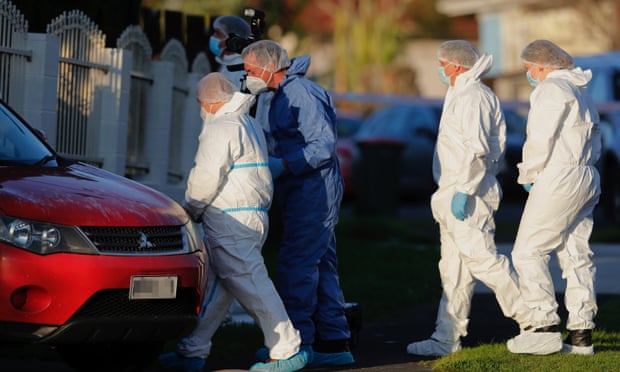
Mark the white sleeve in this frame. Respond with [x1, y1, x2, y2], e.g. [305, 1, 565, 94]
[185, 123, 239, 207]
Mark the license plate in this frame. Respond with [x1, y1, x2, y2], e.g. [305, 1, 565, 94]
[129, 275, 178, 299]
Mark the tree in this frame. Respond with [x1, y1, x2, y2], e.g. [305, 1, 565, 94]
[318, 0, 418, 94]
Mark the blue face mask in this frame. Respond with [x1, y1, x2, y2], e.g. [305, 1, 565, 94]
[438, 67, 450, 85]
[526, 70, 539, 88]
[209, 36, 224, 57]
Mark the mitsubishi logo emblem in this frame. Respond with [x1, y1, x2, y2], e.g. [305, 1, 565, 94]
[137, 232, 154, 250]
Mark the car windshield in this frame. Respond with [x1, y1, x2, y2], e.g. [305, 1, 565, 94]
[0, 103, 55, 166]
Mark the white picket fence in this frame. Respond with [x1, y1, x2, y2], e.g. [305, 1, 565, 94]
[0, 0, 212, 202]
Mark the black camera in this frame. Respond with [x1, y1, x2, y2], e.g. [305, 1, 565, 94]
[225, 7, 266, 54]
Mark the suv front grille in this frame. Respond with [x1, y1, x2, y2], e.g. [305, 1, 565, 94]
[80, 226, 184, 254]
[70, 288, 197, 319]
[42, 288, 200, 343]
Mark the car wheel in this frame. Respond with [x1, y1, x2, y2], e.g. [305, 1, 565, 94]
[601, 159, 620, 226]
[56, 341, 164, 372]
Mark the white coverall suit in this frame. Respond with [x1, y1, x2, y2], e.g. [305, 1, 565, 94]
[512, 67, 601, 331]
[430, 54, 530, 344]
[178, 92, 301, 360]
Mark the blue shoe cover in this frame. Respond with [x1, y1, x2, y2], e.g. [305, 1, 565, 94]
[308, 350, 354, 367]
[158, 351, 206, 372]
[256, 345, 313, 364]
[249, 349, 309, 372]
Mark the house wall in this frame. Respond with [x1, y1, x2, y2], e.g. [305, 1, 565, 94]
[439, 0, 620, 101]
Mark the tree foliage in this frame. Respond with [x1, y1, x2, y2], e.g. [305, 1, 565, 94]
[320, 0, 419, 93]
[140, 0, 246, 19]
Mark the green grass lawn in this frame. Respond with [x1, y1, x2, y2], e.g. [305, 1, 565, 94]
[428, 298, 620, 372]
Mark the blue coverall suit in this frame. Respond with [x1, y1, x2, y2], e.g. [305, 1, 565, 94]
[268, 55, 351, 346]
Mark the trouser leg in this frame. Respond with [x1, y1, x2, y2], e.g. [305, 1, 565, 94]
[455, 220, 531, 328]
[182, 212, 301, 361]
[431, 227, 475, 343]
[512, 194, 567, 328]
[177, 260, 234, 359]
[557, 209, 597, 330]
[211, 231, 301, 361]
[224, 256, 301, 360]
[314, 231, 350, 343]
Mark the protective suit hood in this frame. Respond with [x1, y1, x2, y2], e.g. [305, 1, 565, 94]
[455, 53, 493, 86]
[445, 53, 493, 104]
[285, 55, 310, 78]
[215, 92, 255, 118]
[547, 67, 592, 88]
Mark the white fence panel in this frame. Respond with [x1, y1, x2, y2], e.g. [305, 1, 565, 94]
[47, 9, 108, 165]
[140, 60, 174, 193]
[180, 51, 212, 181]
[21, 33, 59, 142]
[90, 47, 131, 175]
[117, 25, 153, 178]
[0, 0, 29, 113]
[159, 38, 189, 184]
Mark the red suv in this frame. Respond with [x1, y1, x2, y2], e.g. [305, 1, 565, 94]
[0, 100, 206, 371]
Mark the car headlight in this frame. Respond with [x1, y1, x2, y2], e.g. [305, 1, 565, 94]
[0, 216, 97, 255]
[182, 220, 204, 253]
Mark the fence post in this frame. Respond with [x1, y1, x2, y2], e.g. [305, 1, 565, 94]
[22, 33, 59, 146]
[140, 59, 174, 193]
[91, 47, 132, 175]
[179, 71, 202, 180]
[179, 52, 212, 180]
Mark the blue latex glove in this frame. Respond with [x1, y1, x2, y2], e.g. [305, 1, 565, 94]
[522, 183, 533, 193]
[268, 157, 286, 179]
[450, 192, 469, 221]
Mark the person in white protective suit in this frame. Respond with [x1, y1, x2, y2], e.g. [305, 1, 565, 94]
[209, 12, 262, 331]
[406, 40, 532, 357]
[209, 15, 251, 89]
[158, 72, 308, 372]
[506, 39, 601, 356]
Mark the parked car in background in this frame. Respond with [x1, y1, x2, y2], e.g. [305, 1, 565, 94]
[352, 102, 442, 201]
[496, 101, 529, 201]
[349, 99, 530, 203]
[335, 108, 364, 199]
[0, 99, 206, 371]
[595, 102, 620, 226]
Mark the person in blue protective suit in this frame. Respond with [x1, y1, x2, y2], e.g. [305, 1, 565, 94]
[507, 40, 601, 356]
[241, 39, 355, 368]
[406, 40, 532, 357]
[157, 72, 307, 372]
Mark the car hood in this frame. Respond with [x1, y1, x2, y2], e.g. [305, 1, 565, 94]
[0, 162, 188, 226]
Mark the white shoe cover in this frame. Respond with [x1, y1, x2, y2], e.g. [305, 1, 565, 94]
[406, 338, 461, 356]
[561, 343, 594, 356]
[507, 331, 562, 355]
